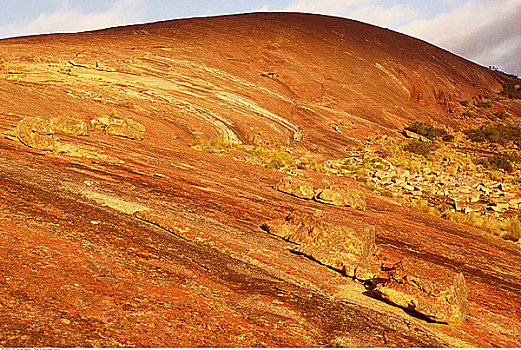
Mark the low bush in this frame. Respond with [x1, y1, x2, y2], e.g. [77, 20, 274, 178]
[500, 77, 521, 99]
[405, 122, 450, 140]
[473, 155, 513, 173]
[494, 110, 508, 120]
[442, 134, 455, 142]
[464, 124, 521, 146]
[409, 199, 440, 216]
[403, 140, 432, 156]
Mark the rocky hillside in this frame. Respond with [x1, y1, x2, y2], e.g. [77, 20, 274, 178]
[0, 13, 520, 347]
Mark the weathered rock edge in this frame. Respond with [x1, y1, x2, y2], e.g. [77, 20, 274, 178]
[261, 211, 468, 325]
[314, 183, 366, 210]
[274, 176, 314, 199]
[373, 258, 468, 324]
[275, 177, 366, 210]
[261, 211, 380, 279]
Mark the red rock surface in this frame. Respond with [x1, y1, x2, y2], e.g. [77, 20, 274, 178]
[0, 12, 520, 347]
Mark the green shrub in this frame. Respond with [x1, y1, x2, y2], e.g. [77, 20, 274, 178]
[403, 140, 432, 156]
[488, 155, 514, 172]
[500, 77, 521, 99]
[474, 155, 513, 173]
[459, 100, 470, 107]
[405, 122, 450, 140]
[464, 124, 521, 146]
[494, 110, 508, 120]
[263, 149, 296, 169]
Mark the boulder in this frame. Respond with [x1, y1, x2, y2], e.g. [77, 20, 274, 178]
[16, 117, 56, 151]
[92, 116, 145, 140]
[373, 258, 468, 324]
[274, 176, 314, 200]
[105, 123, 144, 140]
[261, 211, 379, 280]
[314, 184, 366, 210]
[50, 116, 90, 136]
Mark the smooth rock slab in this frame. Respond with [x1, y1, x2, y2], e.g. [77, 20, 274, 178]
[373, 258, 468, 324]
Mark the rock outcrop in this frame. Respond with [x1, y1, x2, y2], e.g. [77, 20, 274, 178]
[274, 176, 314, 200]
[373, 258, 468, 324]
[261, 211, 379, 279]
[92, 116, 145, 140]
[50, 116, 90, 136]
[314, 184, 366, 210]
[16, 117, 56, 151]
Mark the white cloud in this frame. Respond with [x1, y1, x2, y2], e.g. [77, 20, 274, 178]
[347, 3, 420, 28]
[281, 0, 421, 28]
[400, 0, 521, 76]
[0, 0, 147, 38]
[284, 0, 368, 13]
[277, 0, 520, 76]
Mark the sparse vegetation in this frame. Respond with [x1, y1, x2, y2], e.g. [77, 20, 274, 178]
[402, 198, 521, 242]
[494, 110, 508, 120]
[405, 122, 450, 140]
[442, 134, 455, 142]
[475, 101, 492, 108]
[192, 135, 324, 171]
[442, 211, 521, 242]
[403, 140, 432, 156]
[409, 199, 441, 216]
[473, 155, 513, 173]
[464, 124, 521, 146]
[192, 132, 521, 243]
[500, 77, 521, 99]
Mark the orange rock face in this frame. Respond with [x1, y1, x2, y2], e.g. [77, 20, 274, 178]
[0, 13, 520, 347]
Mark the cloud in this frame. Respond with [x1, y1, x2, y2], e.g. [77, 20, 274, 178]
[278, 0, 521, 76]
[347, 3, 421, 28]
[281, 0, 422, 28]
[400, 0, 521, 76]
[0, 0, 147, 38]
[284, 0, 368, 13]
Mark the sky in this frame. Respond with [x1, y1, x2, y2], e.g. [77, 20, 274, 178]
[0, 0, 519, 76]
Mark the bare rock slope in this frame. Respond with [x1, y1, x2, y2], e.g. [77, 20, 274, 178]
[0, 12, 520, 347]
